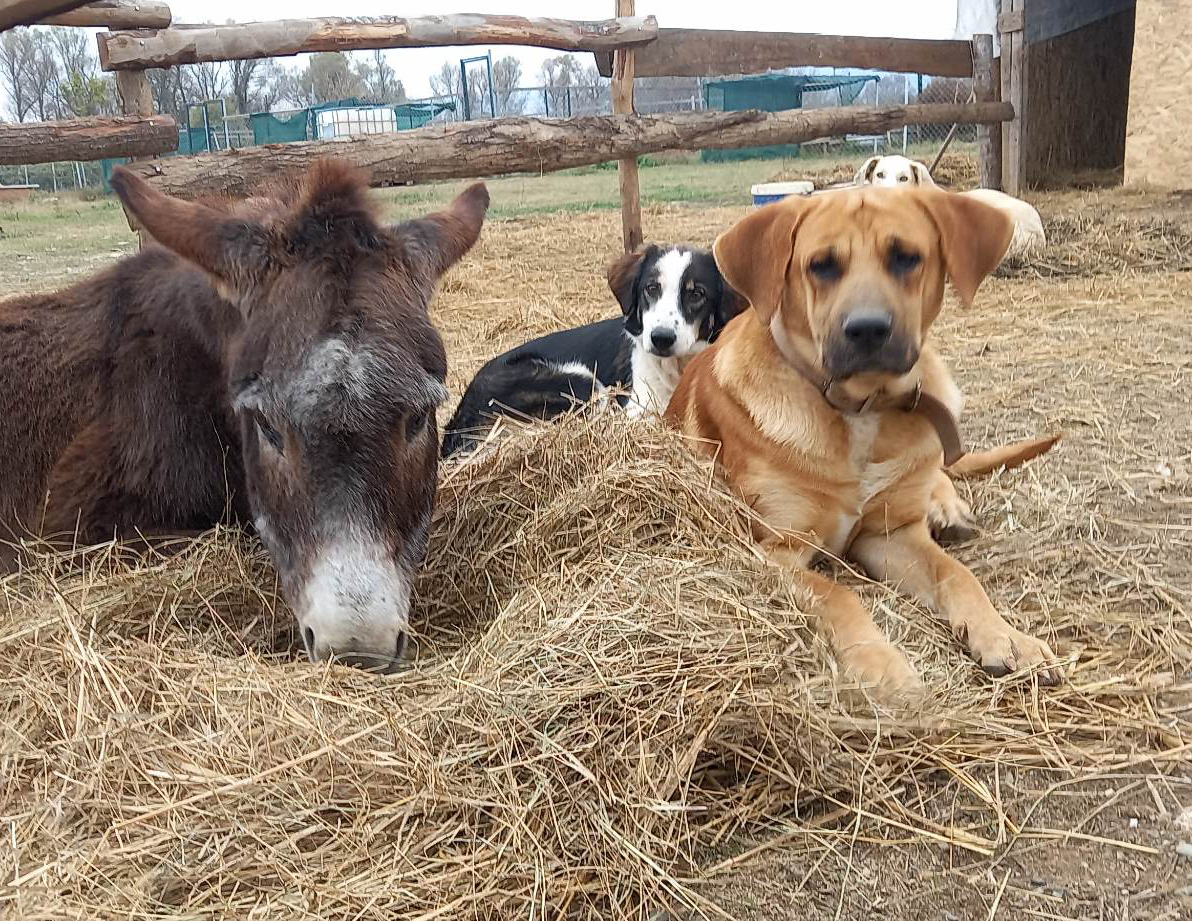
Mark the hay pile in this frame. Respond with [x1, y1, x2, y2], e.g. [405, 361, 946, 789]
[998, 210, 1192, 278]
[1, 412, 1184, 920]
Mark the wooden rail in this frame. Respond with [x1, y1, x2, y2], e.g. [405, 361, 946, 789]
[594, 28, 976, 79]
[0, 0, 95, 29]
[0, 114, 177, 165]
[115, 103, 1013, 200]
[98, 14, 658, 70]
[42, 0, 170, 28]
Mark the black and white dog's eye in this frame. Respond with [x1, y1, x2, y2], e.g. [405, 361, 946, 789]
[253, 412, 285, 454]
[689, 285, 706, 301]
[645, 282, 662, 298]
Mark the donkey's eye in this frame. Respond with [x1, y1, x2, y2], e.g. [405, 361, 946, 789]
[405, 410, 430, 441]
[809, 253, 842, 283]
[253, 412, 285, 455]
[645, 282, 662, 299]
[888, 245, 922, 275]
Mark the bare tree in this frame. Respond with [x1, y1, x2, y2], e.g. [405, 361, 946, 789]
[251, 59, 289, 113]
[25, 30, 58, 121]
[491, 55, 522, 115]
[227, 58, 261, 114]
[429, 60, 463, 100]
[0, 29, 37, 122]
[186, 60, 228, 103]
[361, 49, 405, 104]
[571, 61, 608, 114]
[540, 54, 583, 116]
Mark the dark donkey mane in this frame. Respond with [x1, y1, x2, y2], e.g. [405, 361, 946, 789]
[0, 161, 489, 670]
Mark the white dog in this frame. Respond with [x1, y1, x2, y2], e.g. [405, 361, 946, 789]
[854, 154, 934, 188]
[855, 155, 1046, 260]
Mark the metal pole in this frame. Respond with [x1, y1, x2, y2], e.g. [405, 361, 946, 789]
[902, 76, 909, 153]
[485, 50, 496, 117]
[50, 161, 57, 193]
[460, 59, 470, 120]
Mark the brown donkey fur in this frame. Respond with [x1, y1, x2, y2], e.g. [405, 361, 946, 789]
[0, 160, 489, 671]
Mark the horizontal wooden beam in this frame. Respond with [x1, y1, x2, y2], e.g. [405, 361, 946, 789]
[594, 28, 976, 79]
[0, 114, 177, 165]
[119, 102, 1012, 200]
[98, 13, 658, 70]
[1, 0, 94, 30]
[42, 0, 170, 28]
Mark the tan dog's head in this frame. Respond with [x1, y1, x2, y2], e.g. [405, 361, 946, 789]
[713, 187, 1012, 383]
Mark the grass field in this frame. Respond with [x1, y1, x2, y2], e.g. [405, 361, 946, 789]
[2, 154, 1190, 921]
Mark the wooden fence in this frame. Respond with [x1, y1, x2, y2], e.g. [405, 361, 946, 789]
[2, 1, 1017, 251]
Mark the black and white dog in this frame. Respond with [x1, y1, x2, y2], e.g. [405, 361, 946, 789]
[441, 244, 744, 457]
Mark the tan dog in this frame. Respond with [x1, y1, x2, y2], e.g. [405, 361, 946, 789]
[666, 186, 1061, 695]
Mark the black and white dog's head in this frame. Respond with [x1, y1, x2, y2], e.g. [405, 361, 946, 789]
[607, 244, 746, 359]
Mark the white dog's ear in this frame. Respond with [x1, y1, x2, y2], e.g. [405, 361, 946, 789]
[910, 161, 936, 186]
[854, 156, 880, 186]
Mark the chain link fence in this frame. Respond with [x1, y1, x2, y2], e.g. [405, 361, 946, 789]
[0, 71, 975, 194]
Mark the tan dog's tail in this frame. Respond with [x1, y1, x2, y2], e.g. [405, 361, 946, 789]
[947, 435, 1060, 479]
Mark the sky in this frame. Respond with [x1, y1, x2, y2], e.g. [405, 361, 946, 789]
[157, 0, 964, 99]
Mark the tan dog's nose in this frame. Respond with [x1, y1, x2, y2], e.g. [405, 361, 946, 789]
[841, 309, 894, 353]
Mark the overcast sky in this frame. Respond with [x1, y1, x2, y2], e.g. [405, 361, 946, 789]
[159, 0, 962, 98]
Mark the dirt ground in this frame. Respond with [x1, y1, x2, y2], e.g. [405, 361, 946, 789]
[2, 165, 1190, 919]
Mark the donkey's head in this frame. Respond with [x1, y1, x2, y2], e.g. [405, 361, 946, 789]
[111, 161, 488, 672]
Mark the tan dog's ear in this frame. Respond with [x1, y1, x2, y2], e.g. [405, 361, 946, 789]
[854, 156, 880, 185]
[918, 189, 1013, 305]
[712, 199, 810, 324]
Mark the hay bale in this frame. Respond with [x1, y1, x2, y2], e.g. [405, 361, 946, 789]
[0, 412, 1179, 919]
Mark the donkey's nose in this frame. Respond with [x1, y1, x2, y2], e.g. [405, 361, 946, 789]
[841, 309, 894, 353]
[304, 628, 407, 674]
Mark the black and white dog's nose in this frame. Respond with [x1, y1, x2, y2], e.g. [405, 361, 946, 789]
[650, 328, 677, 354]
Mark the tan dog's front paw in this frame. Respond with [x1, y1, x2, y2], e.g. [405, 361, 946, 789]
[839, 640, 923, 698]
[928, 483, 978, 544]
[959, 621, 1063, 684]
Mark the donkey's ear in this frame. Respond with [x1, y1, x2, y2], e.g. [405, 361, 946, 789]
[397, 182, 489, 280]
[109, 166, 273, 299]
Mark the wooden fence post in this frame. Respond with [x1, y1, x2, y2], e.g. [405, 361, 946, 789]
[973, 33, 1001, 190]
[114, 68, 156, 243]
[612, 0, 643, 253]
[998, 0, 1026, 195]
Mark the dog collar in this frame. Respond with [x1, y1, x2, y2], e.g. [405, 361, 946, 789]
[768, 315, 966, 466]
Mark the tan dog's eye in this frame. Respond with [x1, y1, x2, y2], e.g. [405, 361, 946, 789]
[899, 175, 909, 183]
[875, 172, 885, 179]
[809, 253, 843, 283]
[888, 245, 922, 275]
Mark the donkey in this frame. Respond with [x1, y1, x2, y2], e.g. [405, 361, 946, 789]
[0, 160, 489, 673]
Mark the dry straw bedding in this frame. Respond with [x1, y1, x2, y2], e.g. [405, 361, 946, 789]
[2, 192, 1191, 919]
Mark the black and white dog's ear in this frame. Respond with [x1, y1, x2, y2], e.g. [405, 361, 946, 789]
[854, 155, 880, 186]
[709, 280, 749, 343]
[606, 244, 650, 315]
